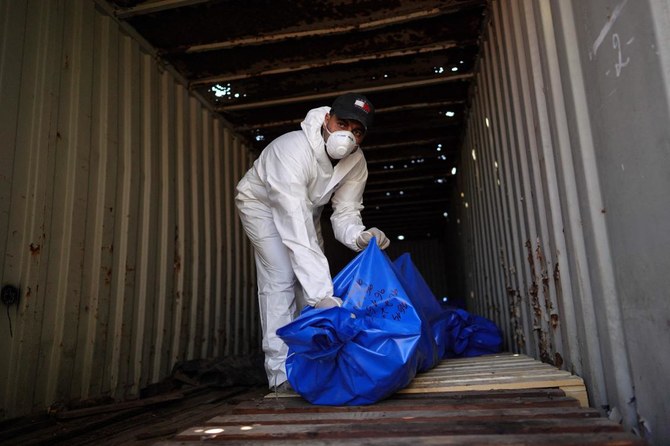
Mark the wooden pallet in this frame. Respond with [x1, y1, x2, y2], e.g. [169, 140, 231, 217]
[161, 354, 646, 445]
[398, 353, 589, 408]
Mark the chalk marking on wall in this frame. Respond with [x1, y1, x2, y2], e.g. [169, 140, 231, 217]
[613, 34, 630, 77]
[592, 0, 629, 57]
[606, 88, 619, 98]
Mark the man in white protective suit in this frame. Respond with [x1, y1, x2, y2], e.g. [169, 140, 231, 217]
[235, 93, 390, 391]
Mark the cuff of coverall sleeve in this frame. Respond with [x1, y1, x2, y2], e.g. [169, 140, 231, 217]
[351, 230, 365, 252]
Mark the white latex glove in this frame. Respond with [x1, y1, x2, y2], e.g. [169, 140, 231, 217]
[314, 296, 343, 309]
[356, 227, 390, 250]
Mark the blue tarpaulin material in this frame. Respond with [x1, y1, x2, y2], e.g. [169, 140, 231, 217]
[277, 239, 502, 405]
[442, 308, 504, 358]
[392, 252, 503, 359]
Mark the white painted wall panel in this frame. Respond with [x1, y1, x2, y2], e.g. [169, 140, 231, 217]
[0, 0, 256, 418]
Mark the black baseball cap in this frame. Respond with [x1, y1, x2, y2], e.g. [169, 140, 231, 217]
[330, 93, 374, 129]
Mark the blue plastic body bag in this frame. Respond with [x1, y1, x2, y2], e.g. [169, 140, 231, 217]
[392, 253, 451, 363]
[277, 239, 428, 405]
[443, 308, 503, 358]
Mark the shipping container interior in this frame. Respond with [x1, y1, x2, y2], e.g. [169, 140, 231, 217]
[1, 0, 669, 444]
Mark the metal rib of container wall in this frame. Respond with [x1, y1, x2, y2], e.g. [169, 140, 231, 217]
[549, 0, 669, 440]
[0, 0, 257, 419]
[458, 0, 661, 434]
[460, 0, 587, 385]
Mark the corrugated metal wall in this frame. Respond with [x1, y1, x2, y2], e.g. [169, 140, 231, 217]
[0, 0, 257, 419]
[459, 0, 669, 443]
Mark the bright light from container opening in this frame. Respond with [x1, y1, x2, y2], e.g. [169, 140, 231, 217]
[451, 167, 457, 175]
[397, 235, 405, 241]
[451, 66, 459, 72]
[211, 83, 231, 97]
[445, 111, 455, 117]
[443, 212, 448, 218]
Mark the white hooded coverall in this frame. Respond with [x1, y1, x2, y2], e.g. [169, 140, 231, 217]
[235, 106, 367, 387]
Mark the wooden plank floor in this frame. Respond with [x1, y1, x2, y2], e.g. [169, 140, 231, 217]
[398, 353, 589, 407]
[158, 354, 646, 445]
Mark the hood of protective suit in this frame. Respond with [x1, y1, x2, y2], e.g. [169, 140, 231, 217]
[301, 106, 330, 153]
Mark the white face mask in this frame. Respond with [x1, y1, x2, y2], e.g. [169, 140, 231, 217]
[323, 125, 357, 159]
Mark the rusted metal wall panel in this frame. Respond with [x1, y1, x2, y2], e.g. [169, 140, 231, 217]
[460, 0, 669, 443]
[0, 0, 256, 419]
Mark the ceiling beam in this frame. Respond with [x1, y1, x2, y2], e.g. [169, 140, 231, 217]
[362, 197, 449, 209]
[366, 175, 435, 186]
[172, 0, 484, 53]
[193, 42, 472, 86]
[234, 100, 466, 131]
[185, 8, 446, 53]
[364, 138, 457, 151]
[213, 73, 473, 111]
[115, 0, 209, 18]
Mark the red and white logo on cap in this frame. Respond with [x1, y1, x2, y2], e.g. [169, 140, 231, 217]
[354, 99, 371, 113]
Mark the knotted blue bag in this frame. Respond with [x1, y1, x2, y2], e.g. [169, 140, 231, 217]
[391, 254, 503, 359]
[443, 308, 503, 358]
[277, 239, 428, 405]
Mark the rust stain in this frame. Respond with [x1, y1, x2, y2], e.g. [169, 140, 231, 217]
[174, 226, 182, 273]
[554, 352, 564, 369]
[104, 267, 112, 285]
[29, 243, 41, 256]
[529, 281, 540, 320]
[538, 331, 554, 365]
[550, 313, 560, 329]
[536, 243, 553, 313]
[525, 240, 536, 277]
[506, 286, 525, 348]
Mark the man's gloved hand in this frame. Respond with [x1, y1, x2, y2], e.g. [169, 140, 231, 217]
[356, 227, 390, 250]
[314, 296, 343, 309]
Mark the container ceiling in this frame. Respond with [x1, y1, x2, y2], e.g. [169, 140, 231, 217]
[103, 0, 488, 240]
